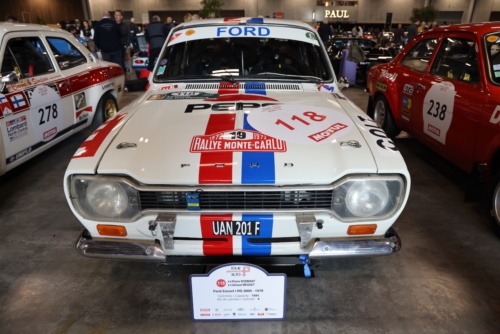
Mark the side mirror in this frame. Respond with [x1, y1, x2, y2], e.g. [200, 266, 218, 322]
[337, 77, 350, 90]
[89, 52, 97, 63]
[1, 71, 19, 93]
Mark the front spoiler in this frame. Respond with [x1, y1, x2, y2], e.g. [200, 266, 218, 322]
[75, 228, 401, 262]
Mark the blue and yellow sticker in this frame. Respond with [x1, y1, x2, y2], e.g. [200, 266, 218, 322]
[376, 82, 387, 92]
[402, 96, 412, 109]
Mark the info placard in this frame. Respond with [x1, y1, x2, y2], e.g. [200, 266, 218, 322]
[190, 263, 286, 321]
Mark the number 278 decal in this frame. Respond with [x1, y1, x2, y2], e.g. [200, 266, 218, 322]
[38, 103, 58, 125]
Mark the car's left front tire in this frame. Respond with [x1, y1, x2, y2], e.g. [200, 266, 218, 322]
[489, 172, 500, 238]
[370, 95, 400, 138]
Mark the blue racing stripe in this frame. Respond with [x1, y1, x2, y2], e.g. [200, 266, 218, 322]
[242, 214, 273, 255]
[242, 114, 275, 184]
[244, 82, 266, 95]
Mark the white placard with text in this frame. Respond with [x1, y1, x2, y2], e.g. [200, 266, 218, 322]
[190, 263, 286, 321]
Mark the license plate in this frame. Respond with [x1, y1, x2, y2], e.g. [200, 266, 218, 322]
[212, 221, 261, 236]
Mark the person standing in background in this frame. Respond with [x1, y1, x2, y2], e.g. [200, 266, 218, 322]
[114, 9, 131, 72]
[407, 18, 420, 42]
[317, 19, 331, 44]
[81, 20, 96, 52]
[394, 24, 404, 45]
[129, 18, 140, 52]
[184, 14, 192, 22]
[418, 21, 426, 32]
[94, 11, 123, 66]
[351, 25, 357, 37]
[430, 21, 438, 29]
[145, 15, 170, 71]
[165, 17, 174, 30]
[358, 26, 363, 38]
[192, 14, 200, 21]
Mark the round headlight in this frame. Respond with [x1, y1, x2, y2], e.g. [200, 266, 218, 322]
[86, 181, 128, 218]
[346, 180, 389, 217]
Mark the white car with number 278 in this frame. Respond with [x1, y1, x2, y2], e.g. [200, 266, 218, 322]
[0, 23, 124, 176]
[64, 18, 410, 272]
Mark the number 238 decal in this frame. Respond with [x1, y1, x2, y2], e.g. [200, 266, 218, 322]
[423, 82, 455, 145]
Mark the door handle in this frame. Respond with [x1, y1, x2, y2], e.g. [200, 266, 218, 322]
[415, 83, 426, 89]
[58, 81, 70, 88]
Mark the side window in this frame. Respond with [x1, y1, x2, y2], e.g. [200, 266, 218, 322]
[0, 37, 55, 78]
[46, 37, 87, 70]
[430, 37, 479, 84]
[401, 38, 439, 72]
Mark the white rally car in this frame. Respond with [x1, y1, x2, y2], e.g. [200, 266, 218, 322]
[0, 23, 124, 176]
[65, 18, 410, 270]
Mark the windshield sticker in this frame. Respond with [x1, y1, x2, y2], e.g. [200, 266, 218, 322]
[149, 92, 219, 100]
[247, 104, 353, 144]
[190, 129, 286, 153]
[167, 26, 320, 47]
[160, 59, 168, 65]
[487, 35, 499, 43]
[495, 71, 500, 78]
[423, 81, 455, 145]
[354, 113, 401, 157]
[157, 66, 166, 75]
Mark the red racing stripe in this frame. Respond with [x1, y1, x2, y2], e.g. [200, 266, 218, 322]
[201, 214, 233, 255]
[75, 106, 93, 118]
[218, 82, 240, 95]
[199, 113, 236, 183]
[73, 113, 127, 158]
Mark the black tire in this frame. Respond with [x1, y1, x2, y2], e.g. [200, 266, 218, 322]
[89, 92, 118, 132]
[369, 95, 401, 138]
[489, 172, 500, 238]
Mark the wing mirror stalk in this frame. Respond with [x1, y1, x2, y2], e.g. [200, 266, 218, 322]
[0, 71, 19, 93]
[337, 77, 350, 90]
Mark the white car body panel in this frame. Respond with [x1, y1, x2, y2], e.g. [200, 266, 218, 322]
[0, 23, 124, 175]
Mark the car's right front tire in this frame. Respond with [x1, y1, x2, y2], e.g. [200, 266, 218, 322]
[90, 92, 118, 132]
[370, 95, 401, 138]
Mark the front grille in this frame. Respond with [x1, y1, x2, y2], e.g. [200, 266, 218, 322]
[139, 190, 333, 211]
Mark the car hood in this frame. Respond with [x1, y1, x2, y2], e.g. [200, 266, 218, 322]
[96, 88, 379, 185]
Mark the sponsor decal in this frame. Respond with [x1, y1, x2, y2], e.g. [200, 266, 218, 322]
[380, 69, 398, 81]
[317, 84, 334, 92]
[402, 96, 412, 109]
[168, 32, 182, 43]
[200, 308, 210, 311]
[376, 82, 387, 92]
[186, 29, 196, 36]
[76, 106, 93, 119]
[401, 108, 410, 118]
[402, 115, 410, 122]
[487, 35, 499, 43]
[428, 124, 441, 136]
[216, 279, 226, 287]
[216, 26, 270, 37]
[159, 84, 179, 91]
[258, 313, 265, 315]
[43, 127, 57, 140]
[200, 314, 210, 316]
[102, 82, 114, 91]
[149, 92, 219, 100]
[190, 129, 287, 153]
[8, 93, 28, 112]
[6, 116, 29, 141]
[354, 113, 400, 157]
[489, 106, 500, 124]
[403, 83, 413, 95]
[213, 313, 221, 316]
[14, 147, 32, 160]
[223, 313, 230, 316]
[226, 267, 251, 277]
[307, 123, 348, 142]
[305, 32, 318, 41]
[79, 113, 89, 121]
[24, 83, 59, 106]
[74, 92, 87, 110]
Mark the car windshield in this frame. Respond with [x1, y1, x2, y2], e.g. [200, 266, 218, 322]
[484, 32, 500, 85]
[154, 25, 332, 82]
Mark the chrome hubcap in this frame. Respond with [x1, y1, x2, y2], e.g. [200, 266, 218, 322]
[373, 100, 386, 128]
[104, 99, 117, 120]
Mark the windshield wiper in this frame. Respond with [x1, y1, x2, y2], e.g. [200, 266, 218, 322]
[250, 73, 325, 84]
[158, 74, 238, 84]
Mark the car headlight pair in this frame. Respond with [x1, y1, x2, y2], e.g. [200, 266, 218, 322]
[331, 175, 405, 221]
[70, 175, 140, 221]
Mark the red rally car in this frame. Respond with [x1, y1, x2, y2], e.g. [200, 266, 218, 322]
[366, 22, 500, 237]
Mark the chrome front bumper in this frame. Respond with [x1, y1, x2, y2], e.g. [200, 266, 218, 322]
[75, 228, 401, 262]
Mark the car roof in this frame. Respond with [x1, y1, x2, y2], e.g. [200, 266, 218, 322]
[422, 22, 500, 36]
[0, 23, 69, 37]
[177, 18, 315, 31]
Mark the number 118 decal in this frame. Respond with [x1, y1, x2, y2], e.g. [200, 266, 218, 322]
[247, 105, 353, 144]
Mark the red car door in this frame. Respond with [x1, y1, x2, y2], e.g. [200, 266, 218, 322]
[417, 32, 484, 171]
[393, 34, 441, 135]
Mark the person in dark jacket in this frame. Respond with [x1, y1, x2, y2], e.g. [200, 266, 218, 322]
[115, 9, 131, 72]
[145, 15, 170, 71]
[407, 19, 420, 42]
[94, 11, 123, 66]
[317, 19, 331, 44]
[129, 17, 140, 51]
[165, 17, 174, 30]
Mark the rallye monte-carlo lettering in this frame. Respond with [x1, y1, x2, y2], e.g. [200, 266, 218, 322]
[64, 18, 410, 270]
